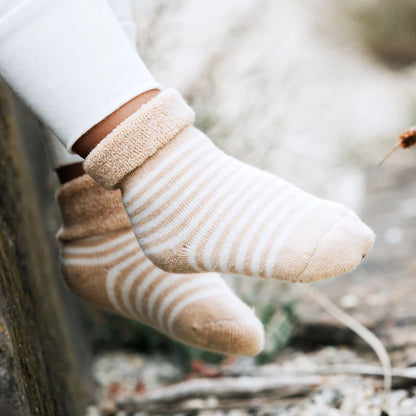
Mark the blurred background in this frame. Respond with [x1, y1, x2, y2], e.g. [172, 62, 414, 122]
[2, 0, 416, 415]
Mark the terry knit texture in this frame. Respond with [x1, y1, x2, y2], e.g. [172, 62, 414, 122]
[57, 174, 130, 241]
[83, 89, 194, 189]
[84, 89, 375, 282]
[57, 175, 264, 355]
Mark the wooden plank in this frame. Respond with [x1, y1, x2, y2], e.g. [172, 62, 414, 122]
[0, 82, 91, 415]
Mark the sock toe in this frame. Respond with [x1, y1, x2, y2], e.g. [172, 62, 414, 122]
[171, 297, 264, 356]
[198, 318, 265, 356]
[297, 211, 375, 282]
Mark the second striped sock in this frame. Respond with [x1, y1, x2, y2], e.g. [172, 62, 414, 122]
[57, 175, 264, 355]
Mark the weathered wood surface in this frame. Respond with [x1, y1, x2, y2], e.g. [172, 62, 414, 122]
[0, 82, 91, 415]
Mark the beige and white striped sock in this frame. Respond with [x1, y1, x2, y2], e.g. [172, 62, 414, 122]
[57, 175, 264, 355]
[84, 89, 375, 282]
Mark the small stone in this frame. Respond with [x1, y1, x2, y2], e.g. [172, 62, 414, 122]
[400, 398, 416, 408]
[199, 411, 223, 416]
[85, 406, 100, 416]
[100, 400, 117, 416]
[183, 398, 205, 409]
[228, 410, 247, 416]
[340, 294, 359, 309]
[206, 396, 219, 408]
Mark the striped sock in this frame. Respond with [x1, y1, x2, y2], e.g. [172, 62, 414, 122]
[57, 175, 264, 355]
[84, 89, 374, 282]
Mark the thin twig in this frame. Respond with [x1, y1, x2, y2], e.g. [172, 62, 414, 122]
[298, 284, 392, 414]
[378, 143, 400, 166]
[116, 375, 322, 412]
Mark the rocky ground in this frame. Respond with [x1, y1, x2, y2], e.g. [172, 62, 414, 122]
[86, 346, 415, 416]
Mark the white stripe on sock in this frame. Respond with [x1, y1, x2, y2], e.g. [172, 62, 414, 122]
[156, 277, 223, 329]
[105, 252, 142, 312]
[130, 151, 220, 227]
[216, 180, 288, 272]
[198, 170, 266, 270]
[121, 260, 154, 316]
[64, 232, 134, 255]
[123, 136, 206, 206]
[264, 198, 320, 277]
[248, 192, 309, 275]
[167, 288, 231, 334]
[63, 241, 138, 266]
[143, 158, 244, 253]
[229, 186, 297, 273]
[134, 268, 166, 318]
[146, 274, 189, 323]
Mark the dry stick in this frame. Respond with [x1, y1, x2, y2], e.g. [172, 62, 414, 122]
[257, 365, 416, 381]
[120, 392, 313, 415]
[379, 125, 416, 166]
[378, 143, 401, 166]
[116, 375, 323, 413]
[114, 365, 416, 415]
[298, 284, 392, 414]
[306, 364, 415, 380]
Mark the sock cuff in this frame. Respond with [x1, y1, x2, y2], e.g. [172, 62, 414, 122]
[57, 174, 131, 241]
[84, 88, 195, 189]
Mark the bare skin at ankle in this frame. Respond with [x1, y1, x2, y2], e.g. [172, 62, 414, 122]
[72, 89, 160, 158]
[58, 90, 159, 184]
[56, 163, 85, 184]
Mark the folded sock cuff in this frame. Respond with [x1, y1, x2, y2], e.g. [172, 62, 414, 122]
[84, 88, 195, 189]
[57, 174, 130, 241]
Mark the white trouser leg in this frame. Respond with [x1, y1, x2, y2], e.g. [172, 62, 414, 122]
[0, 0, 26, 17]
[41, 0, 139, 170]
[0, 0, 160, 152]
[42, 127, 83, 170]
[106, 0, 137, 45]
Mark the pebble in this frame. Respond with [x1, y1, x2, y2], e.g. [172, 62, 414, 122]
[340, 294, 360, 309]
